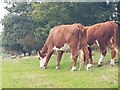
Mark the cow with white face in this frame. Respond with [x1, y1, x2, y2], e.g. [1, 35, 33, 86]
[37, 23, 92, 71]
[37, 51, 46, 68]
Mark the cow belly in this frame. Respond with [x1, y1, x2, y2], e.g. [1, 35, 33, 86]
[53, 43, 70, 51]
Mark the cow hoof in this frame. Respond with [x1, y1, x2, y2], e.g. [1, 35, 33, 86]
[110, 60, 115, 66]
[42, 66, 47, 69]
[55, 66, 60, 70]
[40, 67, 43, 69]
[86, 64, 92, 71]
[71, 66, 77, 71]
[110, 64, 114, 66]
[97, 64, 103, 67]
[40, 66, 43, 68]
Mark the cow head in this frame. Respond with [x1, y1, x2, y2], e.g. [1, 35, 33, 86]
[37, 51, 46, 68]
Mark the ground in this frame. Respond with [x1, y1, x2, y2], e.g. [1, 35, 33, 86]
[1, 50, 119, 88]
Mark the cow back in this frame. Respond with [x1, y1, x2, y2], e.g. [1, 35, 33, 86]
[47, 23, 85, 49]
[86, 21, 117, 46]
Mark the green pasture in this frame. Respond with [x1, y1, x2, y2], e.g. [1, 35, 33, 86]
[1, 50, 119, 88]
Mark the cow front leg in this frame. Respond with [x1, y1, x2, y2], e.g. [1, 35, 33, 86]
[97, 49, 107, 67]
[71, 58, 77, 71]
[70, 48, 79, 71]
[97, 41, 107, 67]
[97, 54, 105, 66]
[56, 51, 64, 69]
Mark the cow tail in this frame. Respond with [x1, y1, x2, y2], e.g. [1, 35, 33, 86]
[112, 22, 119, 53]
[79, 28, 90, 62]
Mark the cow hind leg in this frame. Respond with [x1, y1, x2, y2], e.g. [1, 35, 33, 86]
[85, 47, 93, 71]
[79, 49, 84, 70]
[56, 51, 64, 69]
[81, 46, 92, 71]
[88, 47, 94, 64]
[110, 47, 117, 66]
[79, 48, 93, 70]
[70, 48, 79, 71]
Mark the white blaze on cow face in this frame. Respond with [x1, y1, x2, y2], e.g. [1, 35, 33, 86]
[53, 43, 70, 51]
[37, 52, 46, 68]
[98, 54, 104, 65]
[39, 57, 46, 68]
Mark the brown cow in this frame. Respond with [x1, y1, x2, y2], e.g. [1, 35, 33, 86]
[80, 21, 118, 67]
[37, 23, 91, 71]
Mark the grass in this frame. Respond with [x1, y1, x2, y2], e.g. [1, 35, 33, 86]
[1, 50, 119, 88]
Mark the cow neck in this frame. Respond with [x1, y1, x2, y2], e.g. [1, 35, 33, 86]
[41, 44, 48, 54]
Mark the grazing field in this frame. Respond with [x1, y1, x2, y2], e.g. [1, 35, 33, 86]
[1, 50, 119, 88]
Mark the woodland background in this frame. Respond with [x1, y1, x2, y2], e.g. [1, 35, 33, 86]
[0, 2, 120, 56]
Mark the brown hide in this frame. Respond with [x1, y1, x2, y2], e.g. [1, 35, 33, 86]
[86, 21, 118, 64]
[87, 21, 118, 47]
[39, 23, 90, 70]
[42, 23, 88, 57]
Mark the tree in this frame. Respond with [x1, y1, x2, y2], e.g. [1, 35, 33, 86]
[2, 2, 118, 55]
[116, 2, 120, 48]
[2, 3, 36, 54]
[116, 2, 120, 23]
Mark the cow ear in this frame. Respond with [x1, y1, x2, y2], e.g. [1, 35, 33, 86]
[37, 51, 42, 56]
[37, 51, 40, 57]
[37, 51, 46, 58]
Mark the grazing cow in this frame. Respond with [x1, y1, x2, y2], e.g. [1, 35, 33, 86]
[37, 23, 91, 71]
[80, 21, 118, 67]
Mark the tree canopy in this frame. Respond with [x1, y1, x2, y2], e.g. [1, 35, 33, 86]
[1, 2, 120, 55]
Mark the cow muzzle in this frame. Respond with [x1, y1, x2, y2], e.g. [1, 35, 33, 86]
[39, 57, 46, 68]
